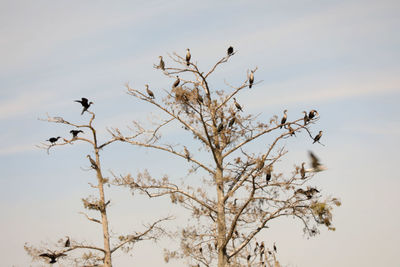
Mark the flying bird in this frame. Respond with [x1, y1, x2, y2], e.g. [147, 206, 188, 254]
[65, 236, 70, 247]
[145, 84, 155, 99]
[47, 136, 61, 144]
[39, 252, 67, 264]
[70, 130, 83, 139]
[280, 109, 287, 128]
[227, 46, 234, 56]
[173, 76, 180, 88]
[313, 130, 323, 144]
[75, 98, 93, 115]
[233, 98, 242, 111]
[86, 155, 98, 169]
[308, 109, 318, 119]
[308, 151, 327, 172]
[249, 70, 254, 88]
[158, 56, 165, 70]
[186, 48, 191, 66]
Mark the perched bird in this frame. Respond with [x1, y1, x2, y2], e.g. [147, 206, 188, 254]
[287, 125, 296, 136]
[233, 98, 242, 111]
[249, 70, 254, 89]
[65, 236, 70, 247]
[303, 111, 310, 125]
[280, 109, 287, 128]
[145, 84, 154, 99]
[308, 151, 327, 172]
[173, 76, 180, 88]
[158, 56, 165, 70]
[265, 166, 272, 184]
[247, 254, 251, 261]
[47, 136, 61, 144]
[197, 91, 203, 104]
[217, 122, 224, 133]
[308, 109, 318, 119]
[228, 116, 236, 128]
[273, 243, 277, 253]
[186, 48, 191, 66]
[70, 130, 83, 139]
[39, 252, 67, 264]
[313, 130, 323, 144]
[86, 155, 98, 169]
[75, 98, 94, 115]
[184, 146, 190, 161]
[227, 46, 234, 56]
[300, 162, 306, 179]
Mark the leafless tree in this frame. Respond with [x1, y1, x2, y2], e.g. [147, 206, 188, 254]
[112, 49, 341, 267]
[25, 111, 171, 267]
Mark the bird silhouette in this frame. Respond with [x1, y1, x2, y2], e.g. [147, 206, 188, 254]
[145, 84, 155, 99]
[266, 166, 272, 184]
[300, 162, 306, 179]
[217, 122, 224, 133]
[308, 109, 318, 119]
[47, 136, 61, 144]
[313, 130, 323, 144]
[65, 236, 70, 247]
[249, 70, 254, 88]
[228, 116, 236, 128]
[227, 46, 234, 56]
[70, 130, 83, 139]
[173, 76, 180, 88]
[39, 252, 67, 264]
[307, 151, 327, 172]
[158, 56, 165, 70]
[280, 110, 287, 128]
[186, 48, 191, 66]
[233, 98, 242, 111]
[303, 111, 310, 125]
[75, 98, 93, 115]
[86, 155, 98, 169]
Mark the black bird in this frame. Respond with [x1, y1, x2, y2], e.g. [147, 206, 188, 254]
[186, 48, 191, 66]
[233, 98, 242, 111]
[39, 252, 67, 264]
[313, 130, 323, 144]
[273, 243, 277, 253]
[228, 116, 236, 128]
[303, 111, 310, 125]
[75, 98, 94, 115]
[280, 109, 287, 128]
[266, 166, 272, 184]
[70, 130, 83, 139]
[65, 236, 70, 247]
[308, 109, 318, 119]
[308, 151, 327, 172]
[184, 146, 190, 161]
[249, 70, 254, 88]
[86, 155, 98, 169]
[145, 84, 155, 99]
[47, 136, 61, 144]
[217, 122, 224, 133]
[158, 56, 165, 70]
[173, 76, 180, 88]
[227, 46, 234, 56]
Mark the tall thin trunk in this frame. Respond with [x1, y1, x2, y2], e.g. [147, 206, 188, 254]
[216, 151, 228, 267]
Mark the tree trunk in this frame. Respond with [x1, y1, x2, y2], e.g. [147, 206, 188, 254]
[216, 152, 228, 267]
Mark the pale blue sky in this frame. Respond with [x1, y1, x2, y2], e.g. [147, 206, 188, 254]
[1, 0, 399, 266]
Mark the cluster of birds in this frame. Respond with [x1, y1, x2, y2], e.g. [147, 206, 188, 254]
[39, 237, 70, 264]
[46, 98, 93, 145]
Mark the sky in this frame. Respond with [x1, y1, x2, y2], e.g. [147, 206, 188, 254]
[1, 0, 400, 266]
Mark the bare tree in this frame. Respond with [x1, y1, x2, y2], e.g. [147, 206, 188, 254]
[25, 109, 170, 267]
[112, 49, 341, 267]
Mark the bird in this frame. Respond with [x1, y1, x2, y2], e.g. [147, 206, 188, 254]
[303, 111, 310, 125]
[86, 155, 98, 169]
[184, 146, 190, 161]
[70, 130, 83, 139]
[173, 76, 180, 88]
[308, 151, 327, 172]
[227, 46, 234, 56]
[75, 98, 94, 115]
[47, 136, 61, 144]
[228, 116, 236, 128]
[233, 98, 242, 111]
[300, 162, 306, 179]
[158, 56, 165, 70]
[266, 166, 272, 184]
[313, 130, 323, 144]
[280, 109, 287, 128]
[186, 48, 191, 66]
[249, 70, 254, 88]
[308, 109, 318, 119]
[273, 243, 277, 253]
[145, 84, 154, 99]
[65, 236, 70, 247]
[39, 252, 67, 264]
[287, 125, 296, 136]
[217, 122, 224, 133]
